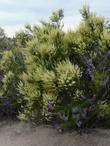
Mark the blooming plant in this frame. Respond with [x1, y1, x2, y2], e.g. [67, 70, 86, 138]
[0, 5, 110, 129]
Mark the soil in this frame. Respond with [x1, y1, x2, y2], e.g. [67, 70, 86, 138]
[0, 120, 110, 146]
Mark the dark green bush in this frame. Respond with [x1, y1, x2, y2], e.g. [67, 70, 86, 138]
[0, 48, 26, 117]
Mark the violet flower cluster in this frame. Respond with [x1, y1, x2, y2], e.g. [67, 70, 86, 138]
[86, 59, 95, 81]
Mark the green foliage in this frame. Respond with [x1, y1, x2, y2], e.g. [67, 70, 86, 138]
[50, 9, 64, 28]
[56, 60, 81, 94]
[15, 24, 33, 48]
[0, 27, 15, 58]
[3, 71, 16, 96]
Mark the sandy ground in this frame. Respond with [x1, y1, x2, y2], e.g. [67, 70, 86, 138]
[0, 120, 110, 146]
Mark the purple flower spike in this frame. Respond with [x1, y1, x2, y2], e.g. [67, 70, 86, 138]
[4, 100, 12, 108]
[72, 107, 79, 114]
[58, 113, 68, 122]
[103, 77, 110, 87]
[72, 114, 80, 119]
[55, 124, 62, 129]
[82, 108, 88, 119]
[48, 103, 55, 111]
[0, 75, 3, 81]
[91, 94, 96, 102]
[87, 68, 94, 81]
[76, 121, 82, 128]
[86, 59, 95, 71]
[0, 75, 3, 86]
[86, 59, 95, 81]
[51, 117, 56, 123]
[62, 116, 68, 122]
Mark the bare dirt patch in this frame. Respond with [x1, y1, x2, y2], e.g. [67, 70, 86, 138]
[0, 120, 110, 146]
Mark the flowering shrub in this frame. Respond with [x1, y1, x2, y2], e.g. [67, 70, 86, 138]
[17, 6, 109, 129]
[1, 5, 110, 129]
